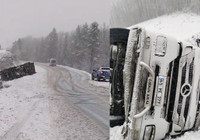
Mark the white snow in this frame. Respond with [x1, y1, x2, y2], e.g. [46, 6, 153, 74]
[110, 126, 123, 140]
[172, 130, 200, 140]
[89, 80, 110, 88]
[0, 66, 48, 139]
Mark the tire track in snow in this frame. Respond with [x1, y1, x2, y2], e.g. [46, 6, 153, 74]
[1, 101, 39, 140]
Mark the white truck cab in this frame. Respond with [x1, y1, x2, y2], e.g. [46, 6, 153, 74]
[110, 27, 200, 139]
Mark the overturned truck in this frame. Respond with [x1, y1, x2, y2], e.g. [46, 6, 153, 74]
[0, 62, 36, 81]
[110, 27, 200, 139]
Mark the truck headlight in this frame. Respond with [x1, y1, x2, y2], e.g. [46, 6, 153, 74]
[155, 36, 167, 57]
[143, 125, 155, 140]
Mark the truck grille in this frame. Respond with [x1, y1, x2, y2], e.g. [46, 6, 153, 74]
[172, 51, 194, 128]
[189, 59, 194, 85]
[166, 53, 181, 122]
[177, 63, 187, 116]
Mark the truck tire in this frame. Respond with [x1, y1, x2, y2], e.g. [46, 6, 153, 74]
[110, 28, 130, 45]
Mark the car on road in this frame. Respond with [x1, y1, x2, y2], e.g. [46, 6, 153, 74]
[91, 67, 110, 81]
[49, 58, 56, 66]
[110, 27, 200, 139]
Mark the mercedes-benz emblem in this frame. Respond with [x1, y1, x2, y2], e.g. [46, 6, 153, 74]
[181, 83, 191, 96]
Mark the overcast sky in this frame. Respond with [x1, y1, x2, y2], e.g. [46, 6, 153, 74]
[0, 0, 109, 48]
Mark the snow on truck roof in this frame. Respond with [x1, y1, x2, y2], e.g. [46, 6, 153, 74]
[128, 12, 200, 45]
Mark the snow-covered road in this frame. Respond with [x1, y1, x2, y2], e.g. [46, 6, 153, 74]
[0, 63, 109, 140]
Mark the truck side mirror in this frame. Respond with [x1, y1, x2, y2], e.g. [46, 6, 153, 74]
[110, 45, 118, 68]
[111, 45, 117, 60]
[196, 39, 200, 47]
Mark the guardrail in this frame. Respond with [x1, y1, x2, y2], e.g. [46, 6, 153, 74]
[0, 62, 36, 81]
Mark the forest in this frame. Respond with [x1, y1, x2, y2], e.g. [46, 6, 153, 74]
[11, 22, 109, 72]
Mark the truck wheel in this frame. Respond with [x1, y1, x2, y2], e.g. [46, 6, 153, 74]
[110, 28, 130, 45]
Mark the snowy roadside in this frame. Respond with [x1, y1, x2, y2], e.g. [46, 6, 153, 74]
[0, 66, 49, 139]
[110, 126, 123, 140]
[59, 65, 109, 89]
[172, 130, 200, 140]
[89, 80, 110, 88]
[0, 65, 107, 140]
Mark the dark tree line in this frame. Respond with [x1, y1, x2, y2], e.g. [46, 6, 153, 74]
[110, 0, 200, 27]
[11, 22, 109, 72]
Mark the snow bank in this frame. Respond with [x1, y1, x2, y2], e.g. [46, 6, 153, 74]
[172, 130, 200, 140]
[89, 80, 110, 88]
[110, 126, 123, 140]
[59, 65, 110, 88]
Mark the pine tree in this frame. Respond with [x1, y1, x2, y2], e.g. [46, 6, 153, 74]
[88, 22, 100, 71]
[46, 28, 58, 59]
